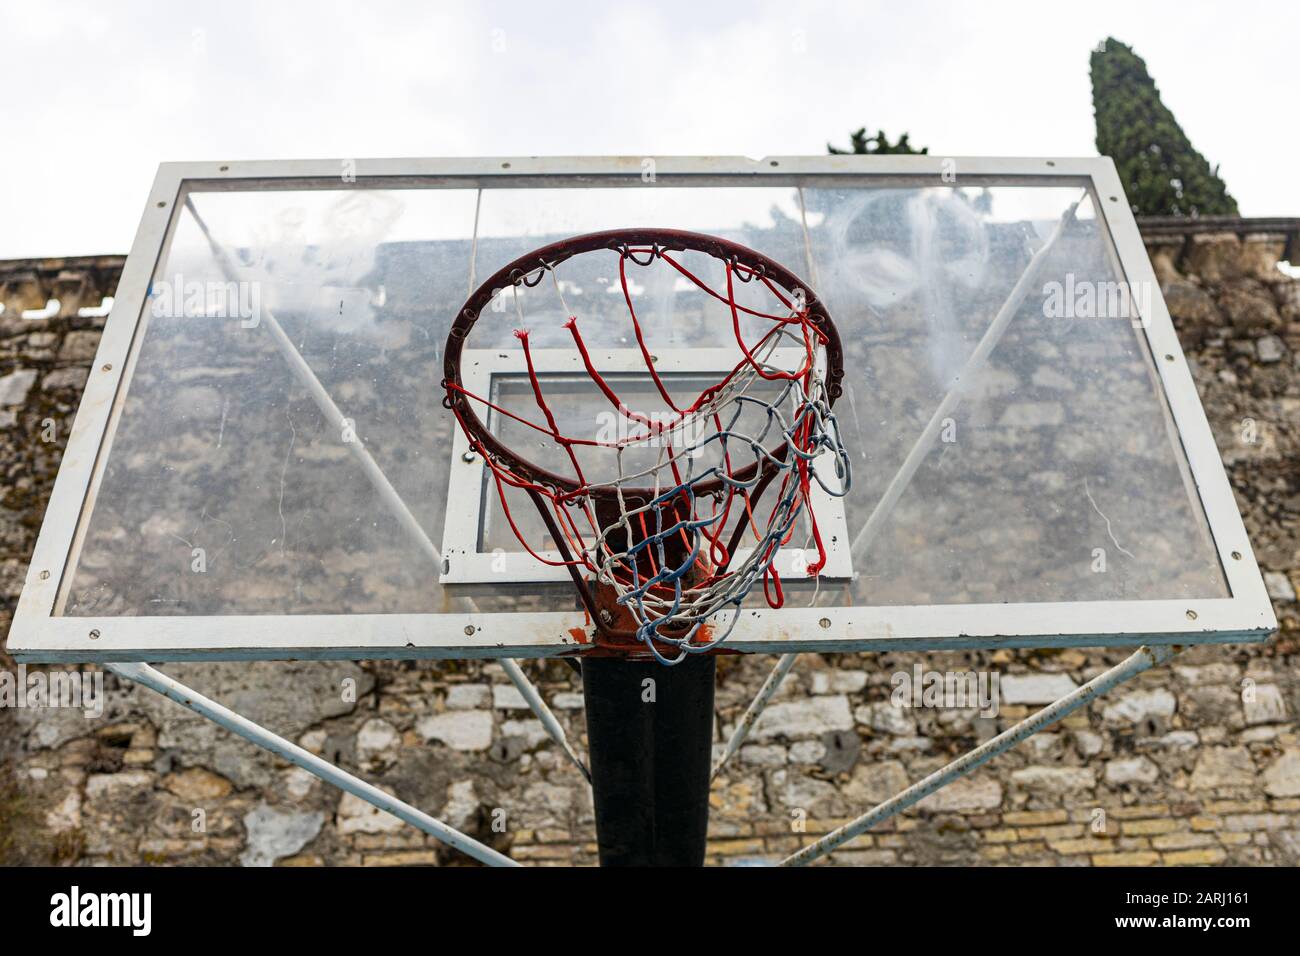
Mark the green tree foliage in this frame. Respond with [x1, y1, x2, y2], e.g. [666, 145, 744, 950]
[1090, 37, 1237, 217]
[828, 127, 928, 155]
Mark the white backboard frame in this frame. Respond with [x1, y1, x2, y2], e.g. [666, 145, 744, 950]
[6, 156, 1277, 663]
[440, 347, 854, 584]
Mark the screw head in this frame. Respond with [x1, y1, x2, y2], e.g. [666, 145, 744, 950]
[39, 570, 50, 580]
[88, 629, 100, 640]
[462, 451, 476, 463]
[463, 625, 476, 636]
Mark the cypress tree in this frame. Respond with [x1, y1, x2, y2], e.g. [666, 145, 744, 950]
[828, 127, 927, 155]
[1090, 37, 1237, 217]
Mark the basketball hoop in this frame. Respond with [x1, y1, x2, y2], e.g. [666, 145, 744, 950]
[443, 228, 850, 663]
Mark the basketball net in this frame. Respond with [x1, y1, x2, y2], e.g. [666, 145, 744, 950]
[444, 231, 850, 664]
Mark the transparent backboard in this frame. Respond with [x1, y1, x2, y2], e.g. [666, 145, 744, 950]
[8, 158, 1275, 662]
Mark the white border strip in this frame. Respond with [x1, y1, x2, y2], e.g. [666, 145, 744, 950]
[440, 348, 852, 584]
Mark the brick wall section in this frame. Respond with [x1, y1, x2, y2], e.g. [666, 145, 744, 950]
[1, 235, 1297, 867]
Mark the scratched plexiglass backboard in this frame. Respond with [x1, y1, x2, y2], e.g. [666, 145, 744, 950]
[60, 176, 1228, 619]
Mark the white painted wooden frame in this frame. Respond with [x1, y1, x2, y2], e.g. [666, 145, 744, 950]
[6, 156, 1277, 663]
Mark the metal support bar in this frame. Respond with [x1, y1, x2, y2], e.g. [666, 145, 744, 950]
[108, 662, 518, 867]
[183, 198, 589, 782]
[718, 198, 1088, 774]
[712, 652, 797, 779]
[780, 644, 1179, 867]
[850, 196, 1082, 561]
[500, 658, 591, 783]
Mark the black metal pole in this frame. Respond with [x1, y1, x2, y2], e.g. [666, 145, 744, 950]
[581, 655, 716, 866]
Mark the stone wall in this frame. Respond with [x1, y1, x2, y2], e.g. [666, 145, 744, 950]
[1, 232, 1297, 867]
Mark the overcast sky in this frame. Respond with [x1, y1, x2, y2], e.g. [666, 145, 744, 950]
[2, 0, 1296, 259]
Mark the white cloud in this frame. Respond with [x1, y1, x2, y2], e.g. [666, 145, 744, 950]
[0, 0, 1295, 258]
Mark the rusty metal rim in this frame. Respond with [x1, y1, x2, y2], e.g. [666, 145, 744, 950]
[442, 227, 843, 501]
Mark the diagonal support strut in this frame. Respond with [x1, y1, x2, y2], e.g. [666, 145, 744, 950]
[781, 643, 1179, 866]
[712, 652, 796, 780]
[109, 662, 519, 867]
